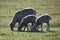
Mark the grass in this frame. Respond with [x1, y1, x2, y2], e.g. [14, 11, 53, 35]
[0, 0, 60, 40]
[0, 27, 60, 40]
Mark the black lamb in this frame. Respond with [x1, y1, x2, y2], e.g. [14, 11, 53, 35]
[18, 15, 36, 31]
[31, 14, 51, 32]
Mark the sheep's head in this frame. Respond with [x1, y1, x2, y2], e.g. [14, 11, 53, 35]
[10, 23, 15, 31]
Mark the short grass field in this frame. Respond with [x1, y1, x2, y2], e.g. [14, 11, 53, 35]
[0, 0, 60, 40]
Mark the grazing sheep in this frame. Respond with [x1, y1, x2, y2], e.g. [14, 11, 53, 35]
[31, 14, 51, 32]
[18, 15, 36, 31]
[10, 8, 36, 31]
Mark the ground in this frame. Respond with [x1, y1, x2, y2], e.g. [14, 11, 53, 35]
[0, 0, 60, 40]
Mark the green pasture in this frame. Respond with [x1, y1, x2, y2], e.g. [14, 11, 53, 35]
[0, 0, 60, 40]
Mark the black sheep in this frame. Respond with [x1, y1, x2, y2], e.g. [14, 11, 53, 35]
[18, 15, 36, 31]
[31, 14, 51, 32]
[10, 8, 36, 31]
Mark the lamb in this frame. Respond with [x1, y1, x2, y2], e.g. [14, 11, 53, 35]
[31, 14, 51, 32]
[10, 7, 36, 31]
[18, 15, 36, 31]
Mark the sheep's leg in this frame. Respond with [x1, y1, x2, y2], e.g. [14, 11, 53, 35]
[30, 23, 34, 29]
[23, 25, 26, 31]
[24, 26, 26, 31]
[26, 24, 29, 31]
[24, 24, 28, 31]
[46, 22, 50, 32]
[18, 22, 20, 27]
[17, 23, 20, 31]
[40, 23, 43, 32]
[27, 25, 29, 31]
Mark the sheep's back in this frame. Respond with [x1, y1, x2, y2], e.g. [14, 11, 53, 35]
[14, 8, 36, 23]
